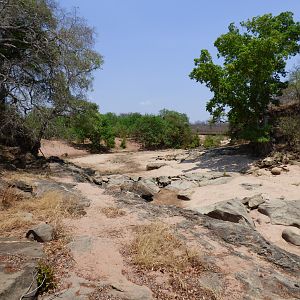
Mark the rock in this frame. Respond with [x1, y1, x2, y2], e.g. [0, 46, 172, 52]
[134, 179, 160, 201]
[107, 175, 131, 187]
[258, 199, 300, 227]
[102, 177, 109, 183]
[146, 162, 166, 171]
[240, 183, 262, 191]
[254, 169, 269, 176]
[282, 228, 300, 246]
[167, 180, 197, 191]
[261, 157, 275, 167]
[195, 198, 254, 226]
[109, 280, 153, 300]
[177, 190, 194, 201]
[68, 236, 92, 253]
[26, 223, 54, 242]
[130, 176, 141, 182]
[157, 176, 171, 187]
[242, 194, 266, 209]
[0, 238, 43, 300]
[9, 180, 33, 193]
[271, 167, 281, 175]
[245, 166, 259, 175]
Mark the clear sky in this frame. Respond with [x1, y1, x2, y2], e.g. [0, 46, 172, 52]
[59, 0, 300, 122]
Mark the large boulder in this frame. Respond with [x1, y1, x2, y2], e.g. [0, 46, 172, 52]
[258, 199, 300, 227]
[282, 228, 300, 246]
[26, 223, 54, 242]
[133, 179, 160, 201]
[195, 199, 254, 226]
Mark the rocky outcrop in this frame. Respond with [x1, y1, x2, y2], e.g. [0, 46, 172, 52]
[0, 238, 43, 300]
[258, 199, 300, 227]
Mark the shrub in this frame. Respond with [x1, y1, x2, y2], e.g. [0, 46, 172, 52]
[203, 135, 223, 149]
[120, 137, 126, 149]
[277, 116, 300, 149]
[36, 261, 56, 294]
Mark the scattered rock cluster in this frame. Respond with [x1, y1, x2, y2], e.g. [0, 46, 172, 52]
[195, 194, 300, 247]
[252, 152, 299, 175]
[93, 171, 232, 201]
[0, 145, 47, 170]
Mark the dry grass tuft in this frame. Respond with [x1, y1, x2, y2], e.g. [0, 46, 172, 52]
[127, 222, 218, 299]
[100, 206, 126, 218]
[0, 187, 24, 209]
[132, 222, 204, 272]
[0, 190, 81, 237]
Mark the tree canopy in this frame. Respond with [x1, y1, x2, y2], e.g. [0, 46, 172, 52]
[190, 12, 300, 142]
[0, 0, 103, 153]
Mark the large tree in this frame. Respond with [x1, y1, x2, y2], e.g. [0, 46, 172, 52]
[0, 0, 103, 153]
[190, 12, 300, 142]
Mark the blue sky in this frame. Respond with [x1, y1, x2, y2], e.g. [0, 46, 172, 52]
[59, 0, 300, 122]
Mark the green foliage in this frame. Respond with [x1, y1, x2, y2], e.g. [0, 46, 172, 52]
[203, 135, 224, 149]
[0, 0, 102, 152]
[190, 12, 300, 142]
[36, 261, 56, 294]
[134, 115, 166, 149]
[281, 65, 300, 104]
[30, 104, 199, 151]
[120, 138, 127, 149]
[277, 116, 300, 148]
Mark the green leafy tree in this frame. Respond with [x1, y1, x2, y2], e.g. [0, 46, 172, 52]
[134, 115, 166, 149]
[0, 0, 102, 153]
[159, 109, 199, 148]
[190, 12, 300, 142]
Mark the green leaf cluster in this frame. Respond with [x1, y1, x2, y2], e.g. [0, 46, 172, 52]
[190, 12, 300, 142]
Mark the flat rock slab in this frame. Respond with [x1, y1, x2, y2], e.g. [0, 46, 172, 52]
[0, 238, 43, 300]
[167, 179, 198, 191]
[258, 199, 300, 227]
[0, 238, 43, 257]
[109, 280, 153, 300]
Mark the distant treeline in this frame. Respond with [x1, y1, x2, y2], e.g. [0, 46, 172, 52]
[191, 122, 229, 135]
[32, 104, 200, 150]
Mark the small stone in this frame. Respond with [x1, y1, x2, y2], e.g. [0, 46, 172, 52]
[240, 183, 262, 191]
[271, 167, 281, 175]
[242, 194, 266, 209]
[146, 162, 166, 171]
[261, 157, 275, 167]
[157, 176, 171, 187]
[102, 177, 109, 183]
